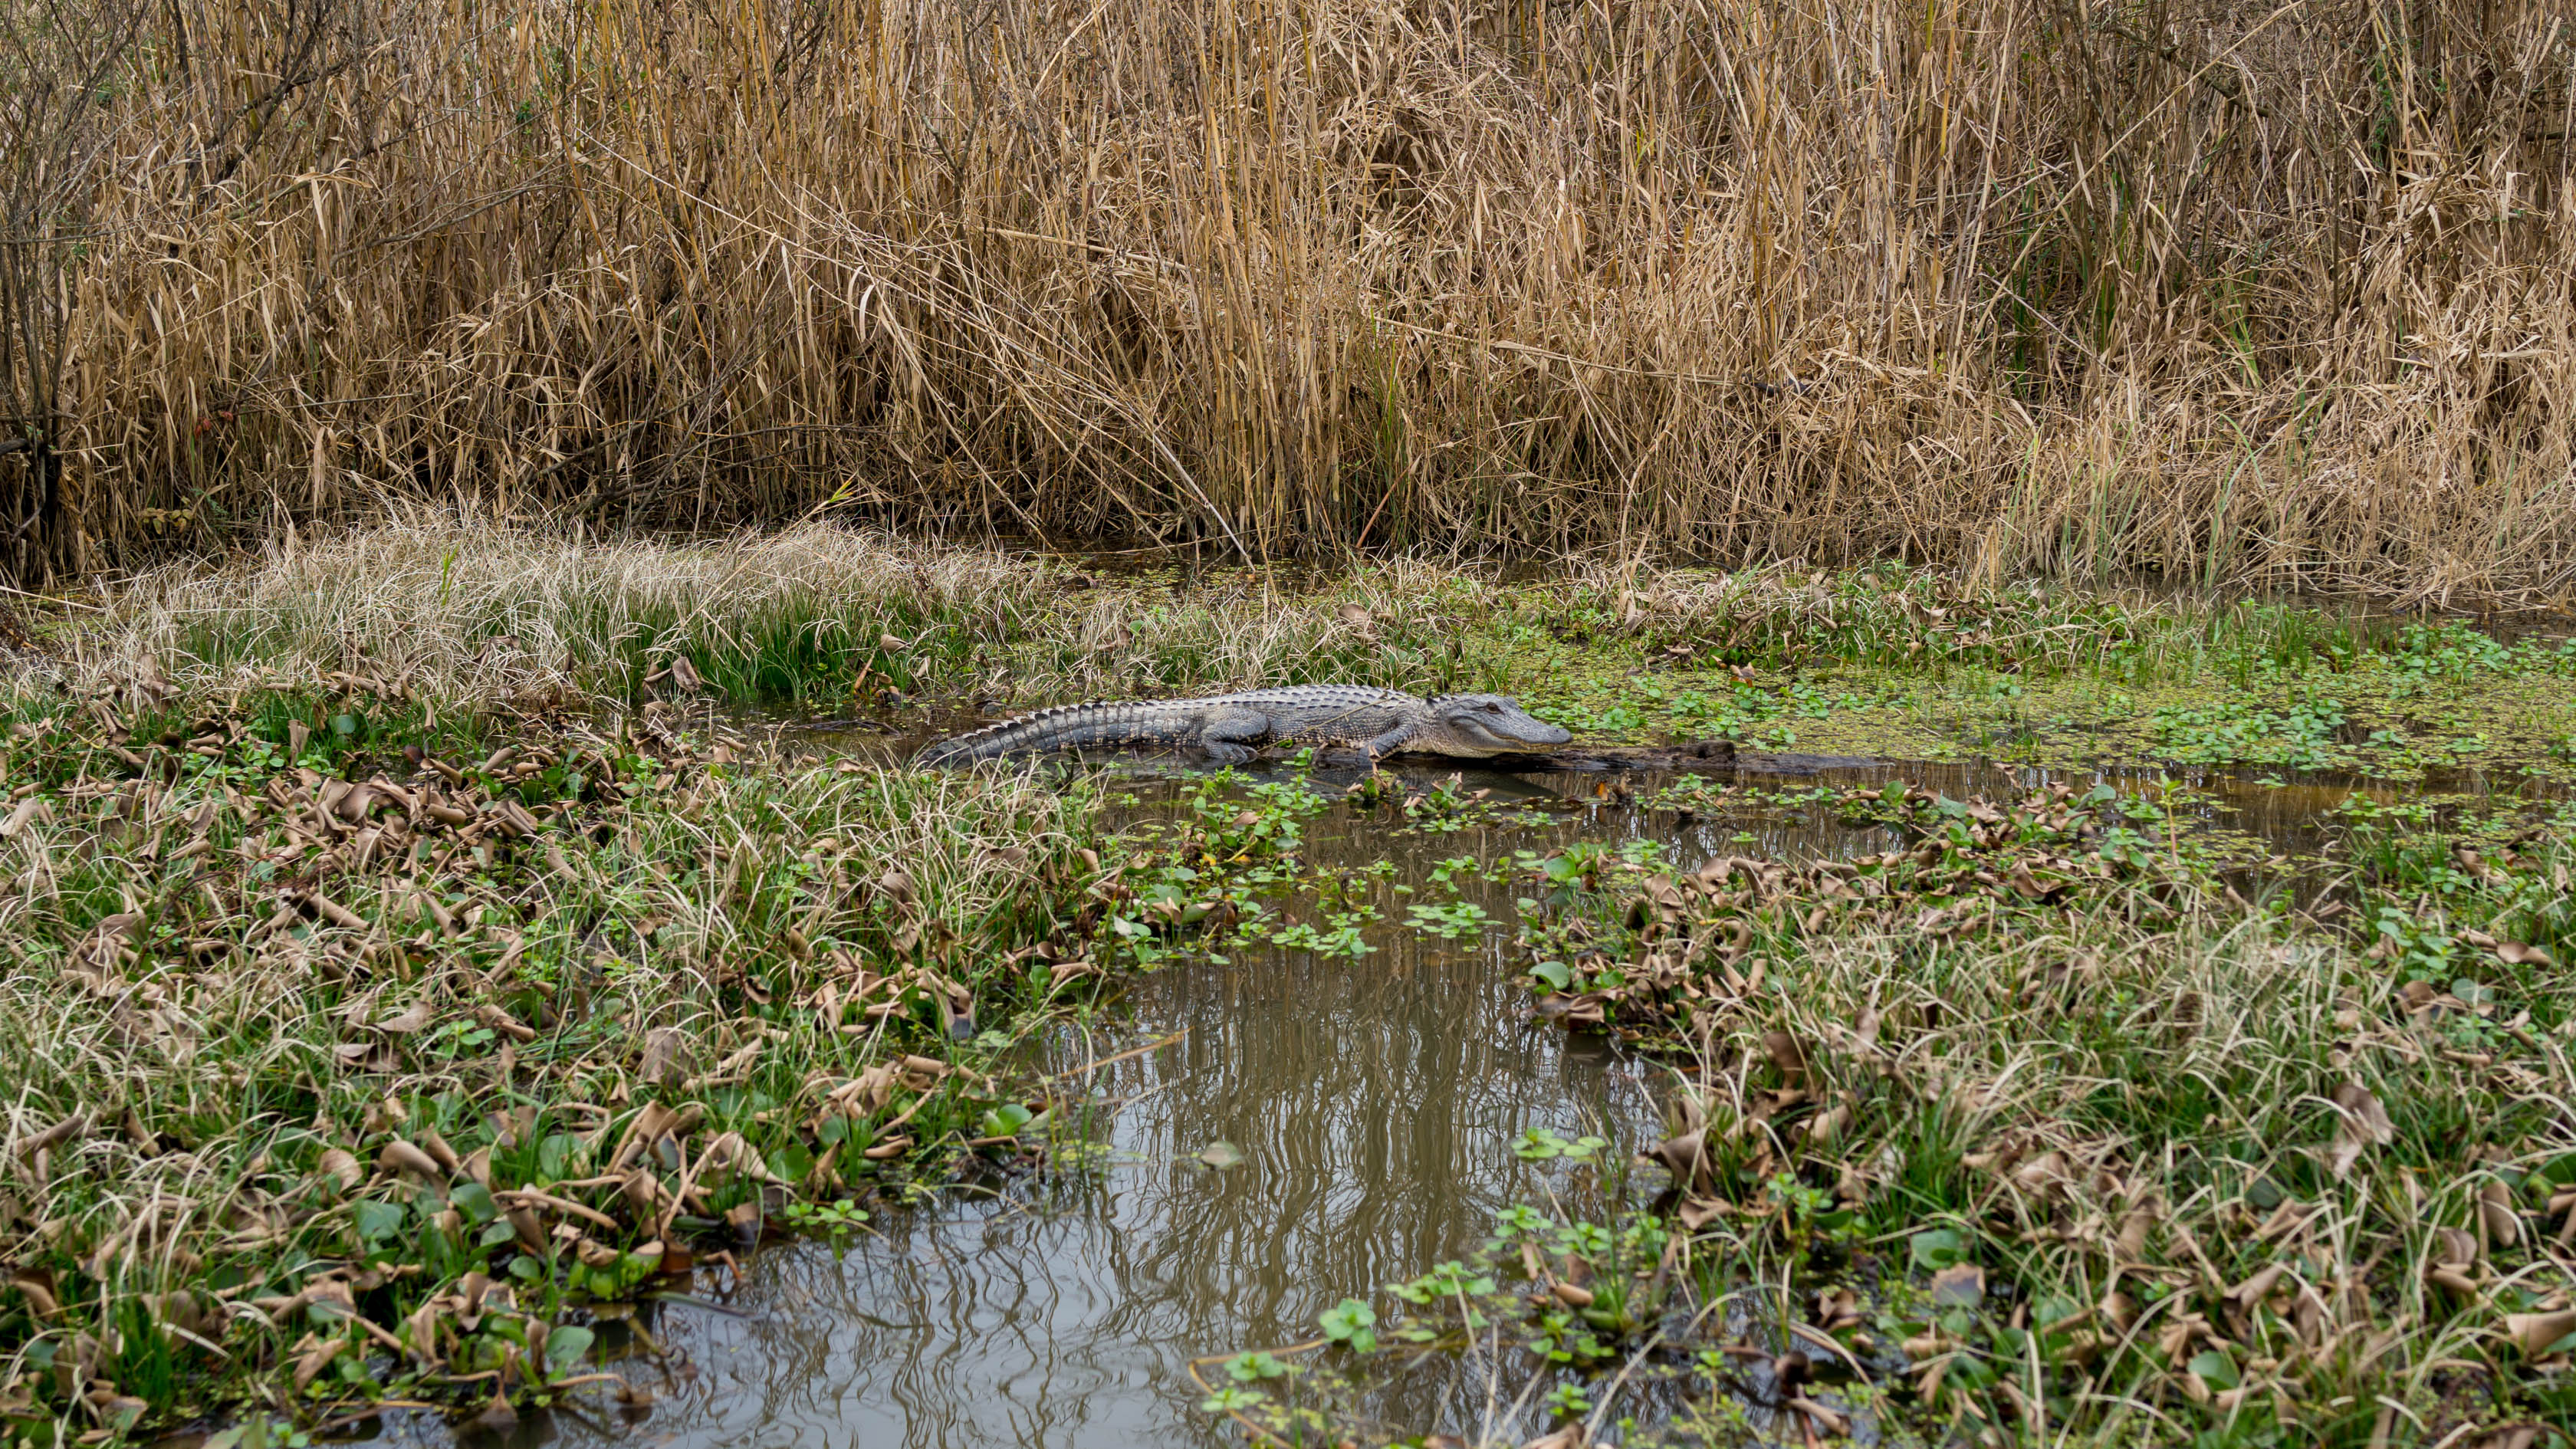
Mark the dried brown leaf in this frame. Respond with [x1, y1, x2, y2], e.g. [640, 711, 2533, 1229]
[292, 1335, 345, 1392]
[318, 1148, 363, 1194]
[1930, 1263, 1984, 1307]
[1763, 1030, 1809, 1086]
[2505, 1308, 2576, 1358]
[640, 1027, 692, 1089]
[2326, 1081, 2393, 1179]
[379, 1139, 443, 1178]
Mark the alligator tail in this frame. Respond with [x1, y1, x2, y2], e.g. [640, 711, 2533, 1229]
[915, 702, 1184, 765]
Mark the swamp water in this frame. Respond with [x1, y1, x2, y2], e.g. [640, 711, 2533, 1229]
[370, 745, 2533, 1449]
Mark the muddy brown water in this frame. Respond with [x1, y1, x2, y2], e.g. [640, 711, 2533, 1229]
[360, 740, 2545, 1449]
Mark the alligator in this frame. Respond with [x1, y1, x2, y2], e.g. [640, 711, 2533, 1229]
[915, 686, 1572, 766]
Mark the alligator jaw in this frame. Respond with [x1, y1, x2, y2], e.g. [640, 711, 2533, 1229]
[1417, 695, 1574, 755]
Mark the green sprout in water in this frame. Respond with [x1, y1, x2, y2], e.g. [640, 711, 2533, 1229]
[1223, 1350, 1293, 1382]
[1542, 1382, 1593, 1419]
[783, 1198, 873, 1236]
[1513, 1127, 1607, 1162]
[1318, 1298, 1377, 1353]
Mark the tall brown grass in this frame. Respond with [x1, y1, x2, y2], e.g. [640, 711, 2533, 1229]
[2, 0, 2570, 603]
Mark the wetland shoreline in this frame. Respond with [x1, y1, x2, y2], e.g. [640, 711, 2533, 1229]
[3, 523, 2574, 1447]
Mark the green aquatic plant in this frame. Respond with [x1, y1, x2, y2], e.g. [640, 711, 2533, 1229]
[1405, 899, 1492, 940]
[2147, 693, 2353, 770]
[0, 674, 1168, 1431]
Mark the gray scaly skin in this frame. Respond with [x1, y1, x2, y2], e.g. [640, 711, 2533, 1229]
[916, 685, 1572, 766]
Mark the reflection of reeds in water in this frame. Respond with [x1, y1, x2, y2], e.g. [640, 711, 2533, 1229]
[512, 800, 1662, 1448]
[510, 776, 2378, 1447]
[5, 0, 2571, 601]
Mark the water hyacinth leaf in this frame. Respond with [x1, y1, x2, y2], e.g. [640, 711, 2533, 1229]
[1199, 1386, 1267, 1413]
[1224, 1351, 1291, 1382]
[449, 1181, 498, 1224]
[2187, 1349, 2241, 1389]
[353, 1200, 406, 1244]
[544, 1325, 596, 1375]
[1319, 1298, 1377, 1352]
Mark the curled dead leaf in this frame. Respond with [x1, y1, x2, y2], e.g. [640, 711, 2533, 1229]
[0, 797, 51, 838]
[317, 1148, 363, 1194]
[2507, 1308, 2576, 1358]
[379, 1139, 443, 1178]
[1787, 1395, 1850, 1438]
[506, 1207, 546, 1252]
[640, 1027, 692, 1089]
[10, 1275, 60, 1319]
[1930, 1263, 1984, 1308]
[2427, 1265, 2483, 1299]
[2116, 1203, 2160, 1259]
[2480, 1179, 2522, 1250]
[2326, 1081, 2393, 1179]
[2228, 1263, 2285, 1312]
[1647, 1129, 1709, 1194]
[1763, 1030, 1809, 1086]
[15, 1111, 91, 1158]
[1806, 1100, 1852, 1145]
[2433, 1224, 2481, 1267]
[292, 1335, 345, 1392]
[475, 1004, 538, 1041]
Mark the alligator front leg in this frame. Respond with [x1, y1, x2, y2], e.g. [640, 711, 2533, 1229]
[1196, 707, 1273, 765]
[1359, 723, 1418, 764]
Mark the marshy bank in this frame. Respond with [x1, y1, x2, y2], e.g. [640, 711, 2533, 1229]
[3, 524, 2575, 1447]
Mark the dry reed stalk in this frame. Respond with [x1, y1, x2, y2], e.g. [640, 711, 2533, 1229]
[0, 0, 2568, 604]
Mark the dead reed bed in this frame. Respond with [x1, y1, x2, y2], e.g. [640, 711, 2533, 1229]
[2, 0, 2571, 600]
[61, 517, 1500, 706]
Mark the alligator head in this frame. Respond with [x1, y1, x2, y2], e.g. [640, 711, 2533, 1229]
[1415, 693, 1574, 756]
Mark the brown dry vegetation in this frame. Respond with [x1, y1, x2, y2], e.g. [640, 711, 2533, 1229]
[2, 0, 2572, 601]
